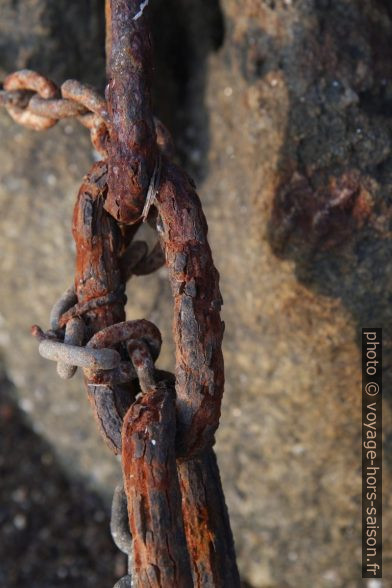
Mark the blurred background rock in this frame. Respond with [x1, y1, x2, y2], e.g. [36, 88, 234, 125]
[0, 1, 391, 586]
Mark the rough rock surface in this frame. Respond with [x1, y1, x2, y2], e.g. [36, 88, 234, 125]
[1, 1, 391, 587]
[0, 371, 121, 587]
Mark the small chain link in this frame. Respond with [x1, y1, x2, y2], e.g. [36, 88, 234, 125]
[1, 69, 109, 156]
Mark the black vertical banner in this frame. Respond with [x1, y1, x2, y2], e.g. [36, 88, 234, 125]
[362, 328, 382, 578]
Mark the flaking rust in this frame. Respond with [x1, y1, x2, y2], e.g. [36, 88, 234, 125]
[105, 0, 158, 224]
[122, 383, 193, 588]
[104, 6, 237, 579]
[155, 161, 225, 459]
[71, 160, 125, 336]
[178, 450, 241, 587]
[71, 161, 131, 454]
[3, 0, 241, 585]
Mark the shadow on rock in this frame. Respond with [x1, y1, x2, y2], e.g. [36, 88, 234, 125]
[151, 0, 224, 182]
[0, 368, 123, 588]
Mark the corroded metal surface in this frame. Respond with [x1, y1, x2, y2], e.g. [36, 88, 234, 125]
[2, 1, 239, 585]
[178, 450, 241, 587]
[155, 161, 225, 459]
[104, 0, 158, 225]
[122, 382, 193, 588]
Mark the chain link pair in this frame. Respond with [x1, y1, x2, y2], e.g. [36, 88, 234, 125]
[1, 70, 109, 155]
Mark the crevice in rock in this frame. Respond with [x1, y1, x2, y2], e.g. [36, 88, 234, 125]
[151, 0, 225, 181]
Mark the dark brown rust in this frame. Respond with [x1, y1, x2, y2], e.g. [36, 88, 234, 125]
[89, 119, 110, 158]
[178, 450, 241, 587]
[3, 69, 58, 99]
[104, 0, 158, 224]
[86, 319, 162, 361]
[71, 160, 125, 336]
[105, 0, 113, 76]
[103, 5, 239, 580]
[122, 383, 193, 588]
[152, 160, 241, 585]
[58, 286, 125, 328]
[71, 160, 134, 454]
[154, 160, 225, 459]
[88, 384, 125, 453]
[86, 361, 136, 386]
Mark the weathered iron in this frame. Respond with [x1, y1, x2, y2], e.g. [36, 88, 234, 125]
[1, 1, 240, 585]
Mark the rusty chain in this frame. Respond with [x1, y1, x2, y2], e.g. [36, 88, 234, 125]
[1, 1, 240, 586]
[0, 70, 109, 156]
[0, 70, 173, 162]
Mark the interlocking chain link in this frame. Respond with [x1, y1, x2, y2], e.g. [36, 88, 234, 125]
[1, 70, 109, 156]
[1, 69, 174, 163]
[1, 0, 241, 585]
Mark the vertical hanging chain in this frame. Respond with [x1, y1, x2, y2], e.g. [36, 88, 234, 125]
[1, 1, 240, 586]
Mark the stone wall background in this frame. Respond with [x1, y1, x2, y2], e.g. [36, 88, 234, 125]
[1, 1, 391, 586]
